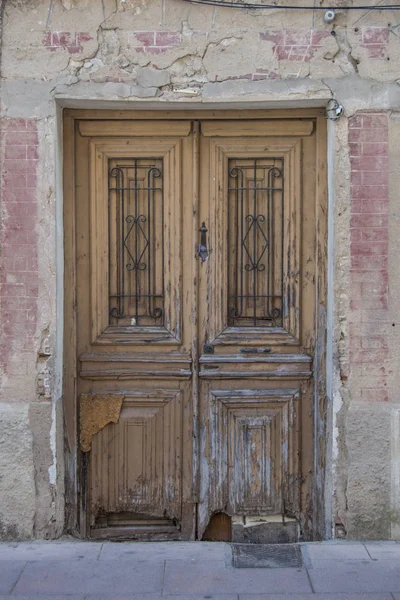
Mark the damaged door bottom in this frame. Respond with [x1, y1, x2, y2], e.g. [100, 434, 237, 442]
[91, 512, 299, 542]
[91, 512, 181, 541]
[80, 393, 300, 543]
[202, 513, 299, 544]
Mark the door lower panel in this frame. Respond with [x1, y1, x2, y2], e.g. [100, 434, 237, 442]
[198, 382, 302, 540]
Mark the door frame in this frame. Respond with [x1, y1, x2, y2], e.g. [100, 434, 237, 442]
[62, 108, 329, 540]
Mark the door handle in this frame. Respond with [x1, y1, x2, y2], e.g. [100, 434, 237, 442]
[198, 222, 209, 263]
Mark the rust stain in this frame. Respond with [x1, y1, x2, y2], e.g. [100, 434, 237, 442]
[80, 394, 123, 452]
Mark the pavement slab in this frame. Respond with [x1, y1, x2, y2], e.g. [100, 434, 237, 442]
[0, 541, 400, 599]
[13, 559, 164, 596]
[308, 562, 400, 593]
[163, 560, 312, 595]
[238, 594, 394, 600]
[0, 541, 101, 561]
[365, 542, 400, 560]
[163, 596, 239, 600]
[85, 596, 238, 600]
[0, 560, 26, 594]
[0, 596, 84, 600]
[301, 542, 371, 564]
[99, 541, 229, 562]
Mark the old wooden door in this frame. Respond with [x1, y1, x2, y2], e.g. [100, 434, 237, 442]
[66, 113, 326, 541]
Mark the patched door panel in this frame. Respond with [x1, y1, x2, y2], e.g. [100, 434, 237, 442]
[90, 390, 183, 539]
[74, 121, 196, 539]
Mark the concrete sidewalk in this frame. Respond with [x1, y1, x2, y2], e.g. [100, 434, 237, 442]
[0, 540, 399, 599]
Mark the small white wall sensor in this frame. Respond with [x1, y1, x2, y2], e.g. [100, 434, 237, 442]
[324, 10, 336, 23]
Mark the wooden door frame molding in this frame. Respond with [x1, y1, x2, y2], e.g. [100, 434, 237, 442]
[63, 108, 328, 539]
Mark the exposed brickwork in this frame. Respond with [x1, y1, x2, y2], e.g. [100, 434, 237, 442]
[359, 27, 389, 58]
[40, 26, 389, 61]
[131, 31, 182, 54]
[42, 31, 92, 53]
[0, 119, 38, 376]
[259, 27, 389, 62]
[349, 112, 389, 402]
[259, 29, 330, 62]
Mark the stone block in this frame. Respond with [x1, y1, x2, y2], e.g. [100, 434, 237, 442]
[137, 67, 171, 88]
[345, 405, 391, 540]
[232, 516, 299, 544]
[0, 404, 35, 540]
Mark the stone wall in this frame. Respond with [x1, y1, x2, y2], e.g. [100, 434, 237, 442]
[0, 0, 400, 539]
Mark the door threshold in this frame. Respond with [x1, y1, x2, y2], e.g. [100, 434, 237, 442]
[91, 526, 182, 541]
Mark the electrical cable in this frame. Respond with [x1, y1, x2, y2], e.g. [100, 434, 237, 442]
[183, 0, 400, 9]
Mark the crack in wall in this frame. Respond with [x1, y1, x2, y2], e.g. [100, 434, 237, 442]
[329, 27, 358, 75]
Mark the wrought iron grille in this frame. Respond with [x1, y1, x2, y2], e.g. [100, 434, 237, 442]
[228, 158, 284, 327]
[108, 159, 164, 327]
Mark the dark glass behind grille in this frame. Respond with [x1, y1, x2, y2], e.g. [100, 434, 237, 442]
[228, 158, 284, 327]
[108, 159, 164, 327]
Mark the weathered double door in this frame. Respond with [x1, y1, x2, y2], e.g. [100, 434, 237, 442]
[70, 114, 326, 540]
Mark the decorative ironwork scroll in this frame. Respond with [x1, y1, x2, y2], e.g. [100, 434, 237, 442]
[108, 159, 164, 327]
[228, 158, 284, 327]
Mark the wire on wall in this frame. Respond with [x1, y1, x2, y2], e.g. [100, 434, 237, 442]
[183, 0, 400, 9]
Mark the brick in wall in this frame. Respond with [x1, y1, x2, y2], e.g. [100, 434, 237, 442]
[348, 111, 389, 402]
[0, 119, 38, 376]
[42, 31, 92, 54]
[130, 31, 182, 54]
[259, 29, 331, 62]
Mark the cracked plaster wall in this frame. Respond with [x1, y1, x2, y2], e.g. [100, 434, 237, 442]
[0, 0, 400, 539]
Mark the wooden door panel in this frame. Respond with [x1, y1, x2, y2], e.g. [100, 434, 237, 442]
[199, 136, 304, 349]
[74, 121, 195, 539]
[79, 120, 191, 137]
[198, 383, 300, 538]
[88, 138, 184, 344]
[201, 120, 314, 137]
[90, 389, 183, 537]
[199, 353, 312, 379]
[198, 121, 318, 540]
[79, 352, 192, 380]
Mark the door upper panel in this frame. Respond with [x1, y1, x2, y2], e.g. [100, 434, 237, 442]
[87, 136, 187, 345]
[198, 120, 316, 351]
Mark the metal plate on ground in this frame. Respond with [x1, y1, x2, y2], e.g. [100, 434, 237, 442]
[231, 543, 302, 569]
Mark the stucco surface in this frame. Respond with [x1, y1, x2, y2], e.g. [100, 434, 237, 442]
[0, 403, 35, 539]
